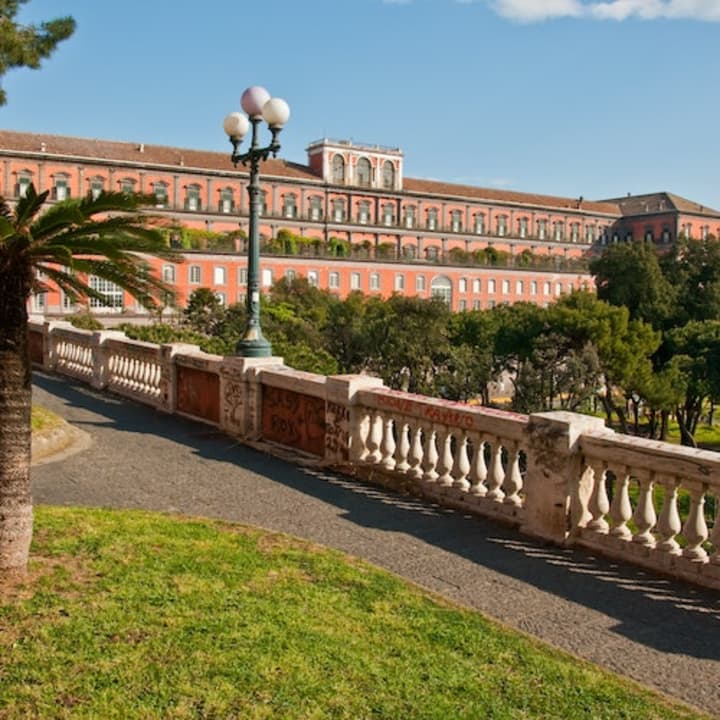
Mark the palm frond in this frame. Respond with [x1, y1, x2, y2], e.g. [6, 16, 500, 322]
[14, 184, 50, 229]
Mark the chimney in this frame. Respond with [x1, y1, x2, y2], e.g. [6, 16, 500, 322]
[138, 143, 145, 153]
[40, 142, 47, 152]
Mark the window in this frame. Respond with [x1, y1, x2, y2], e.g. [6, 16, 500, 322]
[350, 272, 361, 290]
[382, 161, 395, 189]
[89, 178, 104, 200]
[189, 265, 201, 284]
[332, 154, 345, 183]
[661, 227, 671, 243]
[502, 279, 510, 294]
[220, 188, 234, 213]
[213, 266, 226, 285]
[358, 201, 370, 225]
[285, 269, 297, 281]
[154, 181, 169, 208]
[571, 223, 580, 243]
[625, 232, 633, 242]
[516, 280, 524, 295]
[458, 278, 467, 293]
[487, 300, 496, 309]
[119, 178, 135, 195]
[404, 205, 416, 228]
[416, 275, 426, 292]
[162, 265, 176, 283]
[530, 281, 538, 296]
[307, 270, 318, 287]
[238, 268, 248, 285]
[262, 268, 273, 287]
[496, 216, 507, 237]
[474, 213, 486, 235]
[585, 225, 595, 243]
[518, 217, 528, 239]
[472, 279, 481, 293]
[32, 292, 46, 311]
[394, 273, 405, 291]
[427, 208, 438, 230]
[329, 272, 340, 289]
[645, 229, 654, 242]
[488, 279, 496, 294]
[554, 222, 564, 242]
[451, 210, 462, 233]
[473, 300, 481, 310]
[382, 203, 395, 226]
[283, 193, 297, 219]
[702, 225, 709, 240]
[332, 199, 345, 223]
[53, 175, 70, 201]
[356, 157, 372, 187]
[185, 185, 201, 211]
[543, 281, 551, 295]
[215, 292, 226, 306]
[309, 196, 323, 221]
[89, 276, 124, 309]
[17, 173, 32, 198]
[537, 219, 547, 240]
[425, 246, 439, 261]
[370, 273, 380, 291]
[62, 292, 74, 310]
[430, 276, 452, 305]
[555, 282, 563, 297]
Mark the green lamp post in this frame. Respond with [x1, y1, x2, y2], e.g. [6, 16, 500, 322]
[223, 86, 290, 357]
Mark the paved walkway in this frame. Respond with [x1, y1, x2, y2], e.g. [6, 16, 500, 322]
[32, 372, 720, 717]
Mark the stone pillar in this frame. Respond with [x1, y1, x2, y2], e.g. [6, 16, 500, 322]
[324, 374, 384, 466]
[521, 411, 609, 542]
[43, 321, 74, 371]
[90, 330, 126, 390]
[218, 356, 284, 440]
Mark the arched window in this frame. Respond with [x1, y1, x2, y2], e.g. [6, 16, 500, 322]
[53, 173, 70, 201]
[219, 187, 234, 213]
[154, 181, 169, 207]
[356, 157, 372, 187]
[89, 176, 105, 200]
[332, 154, 345, 183]
[382, 161, 395, 189]
[185, 184, 202, 211]
[283, 193, 297, 218]
[431, 276, 453, 306]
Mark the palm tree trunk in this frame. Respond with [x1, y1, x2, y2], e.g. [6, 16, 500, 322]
[0, 267, 33, 572]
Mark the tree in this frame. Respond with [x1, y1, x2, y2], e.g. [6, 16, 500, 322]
[0, 1, 75, 105]
[0, 185, 179, 571]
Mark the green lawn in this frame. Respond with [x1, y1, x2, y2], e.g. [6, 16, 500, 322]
[30, 406, 64, 433]
[0, 507, 709, 720]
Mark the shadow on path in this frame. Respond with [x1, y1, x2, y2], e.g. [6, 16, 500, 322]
[32, 372, 720, 674]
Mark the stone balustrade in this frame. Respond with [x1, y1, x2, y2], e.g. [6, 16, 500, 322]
[27, 320, 719, 591]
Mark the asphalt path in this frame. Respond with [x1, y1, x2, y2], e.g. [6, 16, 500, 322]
[31, 372, 720, 716]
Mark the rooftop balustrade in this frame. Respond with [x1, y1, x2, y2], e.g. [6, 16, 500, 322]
[28, 320, 720, 592]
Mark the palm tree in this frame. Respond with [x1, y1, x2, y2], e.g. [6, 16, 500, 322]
[0, 184, 180, 571]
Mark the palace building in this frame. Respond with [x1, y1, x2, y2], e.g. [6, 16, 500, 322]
[1, 129, 719, 316]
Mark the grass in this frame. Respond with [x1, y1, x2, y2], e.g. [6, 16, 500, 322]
[30, 406, 64, 433]
[0, 507, 710, 720]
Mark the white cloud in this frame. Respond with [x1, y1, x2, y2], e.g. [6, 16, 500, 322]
[488, 0, 720, 21]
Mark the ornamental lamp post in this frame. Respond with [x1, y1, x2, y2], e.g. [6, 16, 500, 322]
[223, 86, 290, 357]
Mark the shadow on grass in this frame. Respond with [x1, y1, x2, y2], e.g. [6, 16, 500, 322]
[31, 370, 720, 674]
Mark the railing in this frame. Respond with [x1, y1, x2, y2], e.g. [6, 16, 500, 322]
[28, 321, 719, 591]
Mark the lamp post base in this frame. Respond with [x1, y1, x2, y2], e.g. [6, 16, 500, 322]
[236, 335, 272, 358]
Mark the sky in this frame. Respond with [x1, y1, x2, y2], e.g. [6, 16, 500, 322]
[3, 0, 719, 209]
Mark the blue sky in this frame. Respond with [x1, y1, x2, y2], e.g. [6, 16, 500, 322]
[3, 0, 719, 209]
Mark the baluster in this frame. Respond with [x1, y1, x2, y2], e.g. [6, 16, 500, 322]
[407, 424, 424, 479]
[452, 434, 470, 492]
[656, 474, 682, 555]
[587, 459, 610, 532]
[351, 408, 371, 462]
[682, 484, 709, 561]
[435, 429, 454, 487]
[394, 421, 410, 473]
[486, 439, 505, 502]
[366, 411, 383, 464]
[422, 426, 439, 483]
[380, 416, 396, 470]
[609, 467, 633, 540]
[469, 434, 487, 497]
[709, 491, 720, 565]
[632, 471, 657, 547]
[502, 442, 523, 507]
